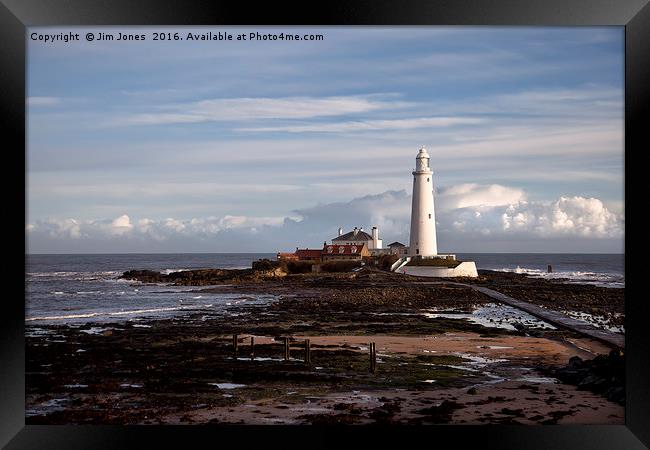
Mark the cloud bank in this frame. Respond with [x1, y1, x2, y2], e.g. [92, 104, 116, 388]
[27, 184, 623, 253]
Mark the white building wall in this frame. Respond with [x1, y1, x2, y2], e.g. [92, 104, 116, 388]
[409, 148, 438, 256]
[333, 226, 383, 250]
[336, 239, 372, 247]
[370, 227, 383, 250]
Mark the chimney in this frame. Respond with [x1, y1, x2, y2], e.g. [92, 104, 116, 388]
[353, 227, 358, 236]
[338, 227, 343, 236]
[372, 227, 379, 249]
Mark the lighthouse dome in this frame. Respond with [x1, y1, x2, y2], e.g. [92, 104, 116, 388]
[416, 147, 430, 158]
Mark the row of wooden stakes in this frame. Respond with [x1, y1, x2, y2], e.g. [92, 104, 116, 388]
[231, 334, 377, 373]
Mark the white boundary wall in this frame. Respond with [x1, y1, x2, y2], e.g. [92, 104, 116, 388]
[396, 261, 478, 278]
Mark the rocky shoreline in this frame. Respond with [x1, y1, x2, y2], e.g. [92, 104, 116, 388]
[120, 266, 624, 329]
[26, 267, 625, 425]
[548, 350, 625, 405]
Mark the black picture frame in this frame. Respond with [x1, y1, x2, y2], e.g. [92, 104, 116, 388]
[2, 0, 648, 448]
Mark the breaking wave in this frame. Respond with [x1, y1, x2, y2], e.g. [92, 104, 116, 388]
[25, 304, 213, 322]
[496, 266, 624, 288]
[27, 271, 122, 281]
[160, 268, 193, 275]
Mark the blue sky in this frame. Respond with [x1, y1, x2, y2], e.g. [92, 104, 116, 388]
[26, 27, 624, 253]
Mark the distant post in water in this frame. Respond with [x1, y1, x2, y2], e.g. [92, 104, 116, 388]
[250, 336, 255, 361]
[284, 337, 290, 360]
[373, 342, 377, 372]
[304, 339, 311, 364]
[547, 264, 553, 273]
[233, 334, 238, 357]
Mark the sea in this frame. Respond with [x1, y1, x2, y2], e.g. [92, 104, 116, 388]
[25, 253, 624, 326]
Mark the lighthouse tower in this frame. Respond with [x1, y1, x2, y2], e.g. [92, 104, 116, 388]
[409, 147, 438, 256]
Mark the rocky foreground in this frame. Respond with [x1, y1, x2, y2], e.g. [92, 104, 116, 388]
[26, 267, 625, 425]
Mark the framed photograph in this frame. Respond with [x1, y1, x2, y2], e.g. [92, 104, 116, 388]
[3, 0, 648, 448]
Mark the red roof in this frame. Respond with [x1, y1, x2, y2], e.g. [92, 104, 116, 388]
[277, 252, 299, 260]
[322, 244, 366, 255]
[295, 249, 322, 259]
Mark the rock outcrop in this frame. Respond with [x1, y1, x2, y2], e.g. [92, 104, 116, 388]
[551, 350, 625, 405]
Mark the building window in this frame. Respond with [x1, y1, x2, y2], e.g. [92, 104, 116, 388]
[327, 246, 333, 253]
[428, 214, 431, 219]
[339, 246, 345, 253]
[416, 249, 419, 255]
[427, 177, 430, 182]
[351, 246, 357, 253]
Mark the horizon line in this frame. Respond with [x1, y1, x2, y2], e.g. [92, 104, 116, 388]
[25, 251, 625, 255]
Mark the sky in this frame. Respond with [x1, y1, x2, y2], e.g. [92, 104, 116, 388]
[26, 27, 624, 253]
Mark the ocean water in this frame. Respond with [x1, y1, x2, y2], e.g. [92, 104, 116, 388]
[458, 253, 625, 288]
[26, 253, 275, 325]
[25, 253, 624, 325]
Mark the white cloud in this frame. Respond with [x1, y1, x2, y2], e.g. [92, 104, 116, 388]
[493, 86, 622, 116]
[36, 218, 83, 239]
[137, 218, 154, 232]
[499, 196, 622, 238]
[290, 187, 622, 243]
[436, 184, 526, 211]
[161, 218, 186, 233]
[421, 85, 622, 119]
[436, 123, 622, 159]
[112, 95, 408, 126]
[27, 213, 287, 242]
[32, 181, 303, 199]
[239, 117, 484, 133]
[110, 214, 133, 235]
[218, 215, 285, 229]
[28, 96, 62, 107]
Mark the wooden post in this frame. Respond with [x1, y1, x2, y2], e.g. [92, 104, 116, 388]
[373, 343, 377, 372]
[233, 334, 238, 357]
[250, 336, 255, 360]
[304, 339, 311, 364]
[284, 337, 290, 360]
[547, 264, 553, 273]
[372, 342, 376, 372]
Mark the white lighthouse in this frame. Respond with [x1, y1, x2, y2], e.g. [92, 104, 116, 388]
[391, 146, 478, 278]
[409, 147, 438, 256]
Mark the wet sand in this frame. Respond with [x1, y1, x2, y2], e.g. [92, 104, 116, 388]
[25, 269, 624, 425]
[182, 380, 622, 425]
